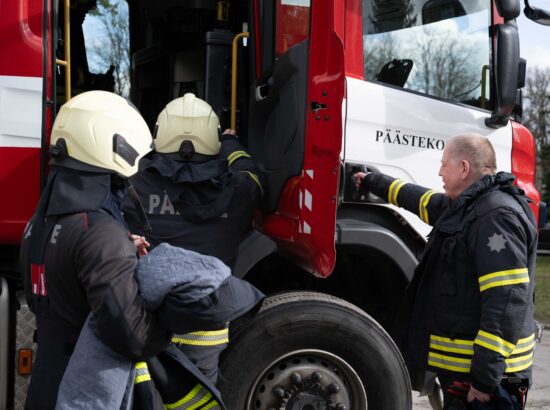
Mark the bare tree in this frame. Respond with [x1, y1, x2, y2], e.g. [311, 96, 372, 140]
[523, 68, 550, 198]
[87, 0, 130, 97]
[413, 28, 480, 100]
[523, 68, 550, 150]
[363, 18, 483, 102]
[364, 34, 398, 80]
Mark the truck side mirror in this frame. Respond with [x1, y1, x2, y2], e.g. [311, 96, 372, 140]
[376, 59, 413, 87]
[524, 0, 550, 25]
[485, 24, 520, 129]
[495, 0, 521, 19]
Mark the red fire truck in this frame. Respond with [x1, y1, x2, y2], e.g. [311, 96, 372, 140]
[1, 0, 549, 409]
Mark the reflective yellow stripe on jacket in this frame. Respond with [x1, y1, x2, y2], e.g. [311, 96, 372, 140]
[505, 351, 533, 373]
[428, 333, 534, 374]
[419, 190, 437, 224]
[240, 171, 264, 196]
[429, 335, 474, 355]
[134, 362, 151, 384]
[474, 330, 515, 357]
[227, 150, 251, 166]
[387, 179, 407, 206]
[172, 328, 229, 347]
[504, 334, 535, 373]
[164, 384, 221, 410]
[478, 268, 529, 292]
[512, 333, 535, 354]
[428, 351, 471, 373]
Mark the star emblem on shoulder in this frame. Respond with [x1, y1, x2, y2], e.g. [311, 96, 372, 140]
[487, 233, 507, 253]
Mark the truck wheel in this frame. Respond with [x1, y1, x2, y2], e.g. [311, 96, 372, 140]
[219, 291, 411, 409]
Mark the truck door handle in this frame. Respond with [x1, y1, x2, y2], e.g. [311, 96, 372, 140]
[255, 77, 273, 101]
[255, 83, 270, 101]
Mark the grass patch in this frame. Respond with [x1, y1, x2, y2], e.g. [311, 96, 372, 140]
[535, 255, 550, 325]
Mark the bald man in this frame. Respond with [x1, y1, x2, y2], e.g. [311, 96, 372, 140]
[355, 134, 537, 409]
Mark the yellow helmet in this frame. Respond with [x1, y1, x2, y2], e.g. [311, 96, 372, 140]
[50, 91, 153, 178]
[154, 93, 220, 156]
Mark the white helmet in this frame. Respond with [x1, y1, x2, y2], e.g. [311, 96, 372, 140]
[154, 93, 220, 156]
[50, 91, 153, 178]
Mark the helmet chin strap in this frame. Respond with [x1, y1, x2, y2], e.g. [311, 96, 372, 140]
[124, 181, 152, 233]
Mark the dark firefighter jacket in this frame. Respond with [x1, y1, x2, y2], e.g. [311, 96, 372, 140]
[131, 244, 264, 410]
[123, 134, 264, 269]
[56, 243, 264, 410]
[19, 167, 170, 410]
[363, 171, 537, 394]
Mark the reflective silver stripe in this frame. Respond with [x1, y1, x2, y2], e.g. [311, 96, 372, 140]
[428, 352, 471, 373]
[165, 384, 212, 409]
[134, 362, 151, 384]
[512, 334, 535, 354]
[475, 330, 515, 357]
[429, 335, 474, 355]
[172, 328, 229, 346]
[201, 401, 221, 410]
[505, 351, 533, 373]
[478, 268, 529, 292]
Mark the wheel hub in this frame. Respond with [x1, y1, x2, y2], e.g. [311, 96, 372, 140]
[247, 351, 366, 410]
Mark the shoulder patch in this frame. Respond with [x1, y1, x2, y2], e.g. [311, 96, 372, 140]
[487, 233, 507, 253]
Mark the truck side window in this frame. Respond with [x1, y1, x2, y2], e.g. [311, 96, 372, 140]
[81, 0, 130, 97]
[275, 0, 311, 58]
[362, 0, 492, 110]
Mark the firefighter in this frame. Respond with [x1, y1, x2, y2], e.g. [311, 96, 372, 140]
[19, 91, 170, 410]
[123, 93, 264, 385]
[354, 134, 537, 409]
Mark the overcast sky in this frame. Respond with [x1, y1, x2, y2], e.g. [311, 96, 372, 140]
[518, 11, 550, 71]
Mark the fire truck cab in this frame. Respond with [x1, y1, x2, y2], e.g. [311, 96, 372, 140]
[1, 0, 549, 409]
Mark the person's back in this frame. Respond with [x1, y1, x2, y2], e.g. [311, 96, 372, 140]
[126, 146, 261, 269]
[124, 94, 263, 269]
[123, 94, 264, 384]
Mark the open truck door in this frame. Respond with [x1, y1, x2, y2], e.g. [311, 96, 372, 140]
[247, 0, 345, 277]
[219, 2, 412, 409]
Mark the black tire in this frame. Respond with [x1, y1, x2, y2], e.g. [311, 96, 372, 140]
[219, 291, 412, 409]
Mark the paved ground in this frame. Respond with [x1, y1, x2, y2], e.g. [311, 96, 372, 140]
[413, 329, 550, 409]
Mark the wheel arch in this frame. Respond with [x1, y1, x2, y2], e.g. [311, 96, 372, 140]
[236, 206, 420, 283]
[235, 210, 419, 329]
[336, 218, 418, 282]
[233, 230, 278, 279]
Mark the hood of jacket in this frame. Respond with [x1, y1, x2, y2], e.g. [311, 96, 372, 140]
[436, 172, 517, 234]
[142, 154, 237, 222]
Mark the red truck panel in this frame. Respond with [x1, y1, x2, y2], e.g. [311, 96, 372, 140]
[0, 0, 44, 244]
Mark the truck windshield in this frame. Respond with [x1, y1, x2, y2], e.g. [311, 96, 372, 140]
[362, 0, 492, 110]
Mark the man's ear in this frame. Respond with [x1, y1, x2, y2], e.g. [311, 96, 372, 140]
[461, 159, 470, 180]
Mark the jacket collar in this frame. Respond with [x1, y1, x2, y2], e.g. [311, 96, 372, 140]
[144, 153, 227, 184]
[436, 172, 516, 234]
[44, 167, 112, 217]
